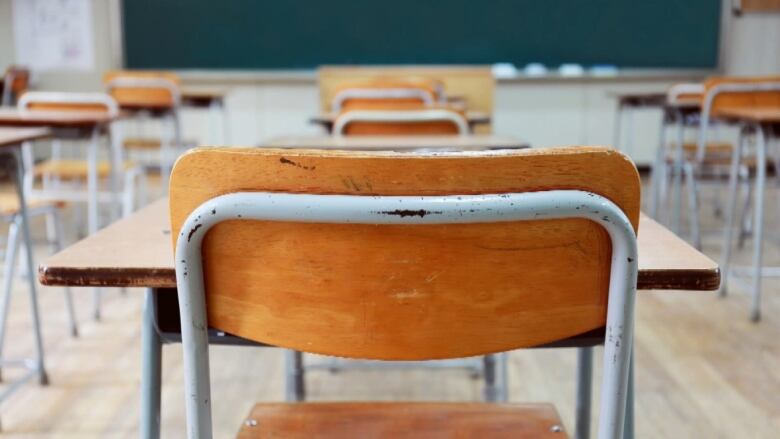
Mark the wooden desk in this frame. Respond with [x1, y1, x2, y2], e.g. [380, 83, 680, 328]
[311, 111, 491, 134]
[263, 135, 528, 151]
[0, 108, 116, 128]
[0, 126, 51, 146]
[180, 88, 227, 109]
[0, 126, 53, 396]
[0, 109, 121, 237]
[39, 197, 719, 291]
[38, 197, 718, 438]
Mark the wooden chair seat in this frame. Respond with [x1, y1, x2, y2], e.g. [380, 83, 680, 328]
[0, 193, 65, 216]
[34, 159, 138, 180]
[237, 402, 566, 439]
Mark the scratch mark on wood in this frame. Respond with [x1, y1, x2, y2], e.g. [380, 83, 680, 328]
[279, 157, 315, 171]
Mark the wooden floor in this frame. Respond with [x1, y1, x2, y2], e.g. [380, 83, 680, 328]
[0, 181, 778, 438]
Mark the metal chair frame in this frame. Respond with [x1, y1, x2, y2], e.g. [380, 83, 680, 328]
[174, 190, 638, 439]
[333, 109, 469, 136]
[331, 87, 436, 112]
[691, 81, 780, 321]
[18, 91, 145, 320]
[106, 77, 183, 188]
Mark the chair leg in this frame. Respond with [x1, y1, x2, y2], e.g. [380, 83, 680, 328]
[49, 209, 78, 337]
[683, 162, 701, 250]
[122, 170, 137, 218]
[649, 118, 668, 219]
[0, 217, 22, 382]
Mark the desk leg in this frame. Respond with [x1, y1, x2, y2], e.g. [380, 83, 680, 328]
[86, 127, 102, 320]
[140, 289, 162, 439]
[750, 123, 767, 322]
[575, 347, 593, 439]
[11, 148, 48, 385]
[483, 354, 498, 402]
[284, 350, 305, 402]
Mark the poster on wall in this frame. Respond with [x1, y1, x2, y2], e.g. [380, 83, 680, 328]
[12, 0, 95, 71]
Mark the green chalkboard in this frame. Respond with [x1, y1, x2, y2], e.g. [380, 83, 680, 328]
[122, 0, 722, 70]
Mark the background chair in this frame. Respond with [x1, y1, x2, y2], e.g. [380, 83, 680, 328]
[334, 107, 469, 136]
[169, 146, 640, 438]
[104, 71, 184, 189]
[1, 66, 30, 107]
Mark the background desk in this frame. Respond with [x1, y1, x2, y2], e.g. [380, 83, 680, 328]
[263, 135, 527, 151]
[310, 111, 491, 134]
[38, 197, 718, 439]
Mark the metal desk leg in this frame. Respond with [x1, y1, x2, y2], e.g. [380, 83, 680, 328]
[750, 123, 767, 322]
[140, 289, 162, 439]
[86, 127, 102, 320]
[575, 347, 593, 439]
[11, 148, 48, 385]
[483, 354, 498, 402]
[285, 350, 305, 402]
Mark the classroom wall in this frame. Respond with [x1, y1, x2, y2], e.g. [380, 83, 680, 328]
[1, 0, 778, 165]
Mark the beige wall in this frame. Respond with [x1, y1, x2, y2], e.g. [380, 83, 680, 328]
[1, 1, 778, 165]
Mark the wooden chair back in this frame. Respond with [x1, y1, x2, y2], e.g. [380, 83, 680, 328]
[319, 66, 494, 133]
[2, 66, 30, 106]
[704, 76, 780, 116]
[104, 70, 180, 109]
[334, 106, 468, 135]
[332, 79, 441, 111]
[169, 147, 640, 360]
[17, 91, 118, 116]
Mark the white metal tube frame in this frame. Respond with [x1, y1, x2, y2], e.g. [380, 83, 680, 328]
[333, 109, 469, 136]
[175, 190, 638, 439]
[666, 83, 704, 106]
[696, 81, 780, 164]
[106, 77, 182, 187]
[331, 87, 435, 112]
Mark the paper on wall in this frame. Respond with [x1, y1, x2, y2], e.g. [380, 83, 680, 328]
[12, 0, 95, 71]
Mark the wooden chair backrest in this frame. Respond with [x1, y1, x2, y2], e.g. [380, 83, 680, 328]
[104, 70, 180, 109]
[335, 105, 468, 135]
[5, 66, 30, 94]
[170, 147, 639, 360]
[319, 66, 495, 133]
[704, 76, 780, 116]
[333, 79, 441, 111]
[18, 92, 117, 115]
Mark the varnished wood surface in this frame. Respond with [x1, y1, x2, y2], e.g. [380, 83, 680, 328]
[714, 107, 780, 124]
[237, 402, 565, 438]
[263, 135, 528, 150]
[317, 66, 495, 134]
[610, 91, 700, 109]
[168, 147, 641, 357]
[38, 197, 718, 291]
[0, 126, 51, 147]
[181, 88, 226, 107]
[0, 108, 117, 128]
[311, 110, 490, 129]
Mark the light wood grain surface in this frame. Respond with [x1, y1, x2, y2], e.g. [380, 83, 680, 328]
[0, 108, 117, 128]
[714, 107, 780, 123]
[39, 201, 718, 292]
[262, 135, 528, 150]
[237, 402, 564, 438]
[311, 110, 491, 128]
[168, 147, 641, 357]
[0, 126, 51, 147]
